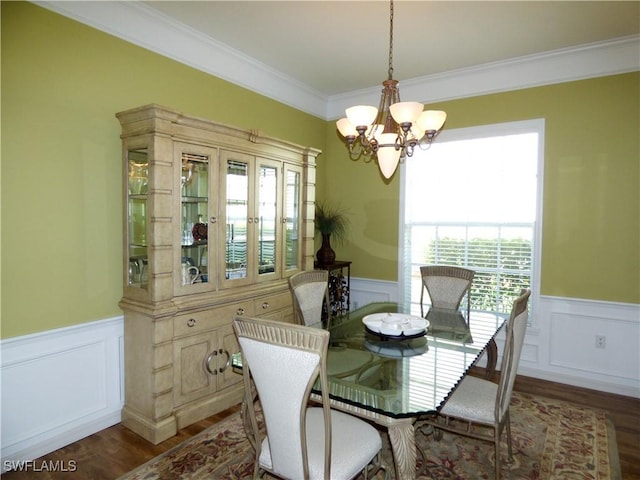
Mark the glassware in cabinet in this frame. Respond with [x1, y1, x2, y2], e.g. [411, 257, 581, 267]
[127, 147, 148, 288]
[180, 151, 213, 287]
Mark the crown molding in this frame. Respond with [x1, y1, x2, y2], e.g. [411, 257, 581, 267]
[34, 1, 329, 118]
[35, 2, 639, 121]
[327, 35, 640, 119]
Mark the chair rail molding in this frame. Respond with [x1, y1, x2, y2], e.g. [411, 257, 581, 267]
[0, 317, 124, 471]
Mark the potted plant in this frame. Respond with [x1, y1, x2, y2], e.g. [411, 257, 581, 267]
[315, 201, 350, 265]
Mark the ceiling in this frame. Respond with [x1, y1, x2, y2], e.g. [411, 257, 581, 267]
[39, 1, 639, 118]
[142, 1, 639, 96]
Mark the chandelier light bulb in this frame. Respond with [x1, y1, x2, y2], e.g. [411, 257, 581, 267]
[410, 124, 426, 141]
[376, 145, 402, 179]
[373, 131, 397, 145]
[336, 118, 357, 137]
[389, 102, 424, 126]
[346, 106, 378, 130]
[417, 110, 447, 134]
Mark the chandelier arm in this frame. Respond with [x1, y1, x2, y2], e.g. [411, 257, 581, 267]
[348, 143, 364, 160]
[405, 143, 415, 157]
[417, 137, 434, 151]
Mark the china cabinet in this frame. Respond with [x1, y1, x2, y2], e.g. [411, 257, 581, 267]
[118, 104, 320, 443]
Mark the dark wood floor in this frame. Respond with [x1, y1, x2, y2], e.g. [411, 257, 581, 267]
[2, 374, 639, 480]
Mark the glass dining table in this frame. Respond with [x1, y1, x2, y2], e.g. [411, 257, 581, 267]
[232, 302, 505, 479]
[309, 302, 506, 480]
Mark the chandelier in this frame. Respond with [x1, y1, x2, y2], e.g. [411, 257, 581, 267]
[336, 0, 447, 179]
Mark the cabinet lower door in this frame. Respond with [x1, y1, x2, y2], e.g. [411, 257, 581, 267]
[174, 333, 217, 406]
[173, 328, 241, 407]
[216, 325, 242, 390]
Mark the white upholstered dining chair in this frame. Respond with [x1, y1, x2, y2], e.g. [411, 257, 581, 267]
[419, 265, 475, 318]
[289, 270, 330, 326]
[233, 315, 387, 480]
[418, 288, 531, 480]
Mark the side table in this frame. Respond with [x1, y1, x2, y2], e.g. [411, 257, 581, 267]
[314, 260, 351, 316]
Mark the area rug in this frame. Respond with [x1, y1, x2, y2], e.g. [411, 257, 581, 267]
[118, 391, 620, 480]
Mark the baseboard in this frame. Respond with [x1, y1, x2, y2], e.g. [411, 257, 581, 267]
[1, 409, 122, 473]
[517, 366, 640, 399]
[0, 317, 124, 471]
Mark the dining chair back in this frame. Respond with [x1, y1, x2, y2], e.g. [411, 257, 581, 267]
[417, 288, 531, 480]
[419, 265, 475, 317]
[289, 270, 330, 326]
[233, 315, 386, 480]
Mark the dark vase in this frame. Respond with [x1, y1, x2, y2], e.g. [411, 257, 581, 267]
[316, 233, 336, 264]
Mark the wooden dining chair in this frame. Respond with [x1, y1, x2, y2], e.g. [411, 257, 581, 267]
[417, 288, 531, 480]
[419, 265, 475, 318]
[233, 315, 387, 480]
[289, 270, 331, 326]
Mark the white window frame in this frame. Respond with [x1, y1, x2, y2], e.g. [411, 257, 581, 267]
[398, 119, 545, 325]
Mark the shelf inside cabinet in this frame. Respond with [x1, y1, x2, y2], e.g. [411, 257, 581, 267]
[181, 196, 208, 203]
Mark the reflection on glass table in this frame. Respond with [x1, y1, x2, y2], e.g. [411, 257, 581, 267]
[426, 306, 473, 343]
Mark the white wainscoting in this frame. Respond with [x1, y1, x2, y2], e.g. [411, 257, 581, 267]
[350, 277, 640, 398]
[527, 295, 640, 398]
[1, 317, 124, 471]
[1, 282, 638, 466]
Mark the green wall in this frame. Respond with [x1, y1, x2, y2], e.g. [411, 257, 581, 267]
[2, 3, 638, 339]
[1, 2, 326, 338]
[322, 73, 640, 304]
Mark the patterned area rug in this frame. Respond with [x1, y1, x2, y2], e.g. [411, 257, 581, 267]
[118, 392, 620, 480]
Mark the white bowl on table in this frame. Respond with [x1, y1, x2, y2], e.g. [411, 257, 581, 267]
[363, 313, 428, 337]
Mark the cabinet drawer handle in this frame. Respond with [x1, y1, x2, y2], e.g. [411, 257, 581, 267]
[248, 218, 253, 224]
[237, 308, 245, 315]
[205, 350, 218, 375]
[262, 302, 269, 310]
[218, 348, 230, 373]
[209, 216, 217, 224]
[187, 318, 196, 327]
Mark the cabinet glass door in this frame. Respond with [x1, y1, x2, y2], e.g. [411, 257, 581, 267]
[284, 165, 302, 273]
[224, 156, 251, 283]
[177, 145, 215, 293]
[127, 147, 148, 288]
[256, 161, 279, 278]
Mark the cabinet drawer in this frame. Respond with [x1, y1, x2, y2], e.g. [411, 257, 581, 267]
[254, 291, 292, 317]
[174, 301, 254, 337]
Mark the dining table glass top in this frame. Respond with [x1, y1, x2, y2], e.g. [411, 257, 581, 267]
[314, 302, 506, 418]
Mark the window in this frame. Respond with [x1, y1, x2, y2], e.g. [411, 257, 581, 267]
[399, 119, 544, 320]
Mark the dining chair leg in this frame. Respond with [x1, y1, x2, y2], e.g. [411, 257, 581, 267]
[505, 410, 514, 462]
[494, 431, 501, 480]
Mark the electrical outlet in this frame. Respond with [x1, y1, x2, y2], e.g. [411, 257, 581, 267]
[595, 335, 606, 349]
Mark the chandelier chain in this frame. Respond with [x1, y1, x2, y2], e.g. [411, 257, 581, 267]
[388, 0, 394, 80]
